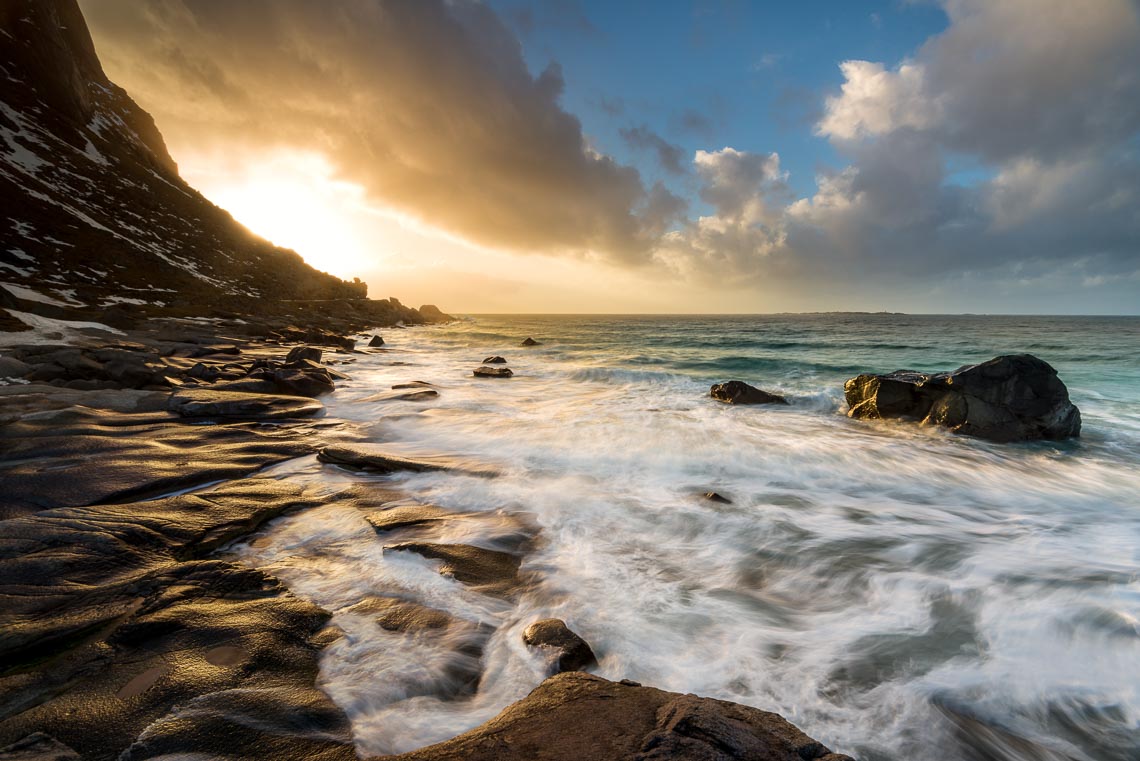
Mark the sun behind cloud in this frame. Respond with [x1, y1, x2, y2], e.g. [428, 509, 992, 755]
[182, 150, 378, 279]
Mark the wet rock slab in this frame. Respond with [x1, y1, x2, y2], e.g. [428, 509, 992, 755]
[0, 405, 321, 519]
[710, 380, 788, 406]
[366, 505, 458, 533]
[382, 672, 853, 761]
[383, 541, 525, 598]
[0, 479, 356, 761]
[318, 445, 496, 476]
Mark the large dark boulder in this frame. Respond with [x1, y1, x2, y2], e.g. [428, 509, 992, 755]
[285, 346, 323, 364]
[523, 619, 597, 674]
[710, 380, 788, 406]
[384, 672, 852, 761]
[844, 354, 1081, 442]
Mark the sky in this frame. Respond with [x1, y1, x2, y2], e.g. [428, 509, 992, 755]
[80, 0, 1140, 314]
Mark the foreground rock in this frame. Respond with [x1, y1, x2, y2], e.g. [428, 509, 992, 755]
[383, 672, 852, 761]
[0, 480, 355, 760]
[523, 619, 598, 674]
[844, 354, 1081, 442]
[474, 365, 513, 378]
[0, 403, 325, 518]
[710, 381, 788, 406]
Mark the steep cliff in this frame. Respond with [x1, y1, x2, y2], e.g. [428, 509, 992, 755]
[0, 0, 440, 328]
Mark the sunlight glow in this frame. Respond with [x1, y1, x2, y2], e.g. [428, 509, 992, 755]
[185, 151, 379, 279]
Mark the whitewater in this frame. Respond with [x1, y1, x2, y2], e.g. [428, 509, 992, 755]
[232, 314, 1140, 761]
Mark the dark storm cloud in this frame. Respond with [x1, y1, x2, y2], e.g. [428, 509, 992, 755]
[82, 0, 655, 264]
[619, 125, 686, 175]
[82, 0, 1140, 297]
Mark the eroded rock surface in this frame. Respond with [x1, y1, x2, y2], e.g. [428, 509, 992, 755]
[844, 354, 1081, 442]
[0, 480, 355, 761]
[381, 672, 853, 761]
[0, 405, 323, 519]
[168, 388, 325, 419]
[318, 445, 495, 476]
[382, 542, 525, 598]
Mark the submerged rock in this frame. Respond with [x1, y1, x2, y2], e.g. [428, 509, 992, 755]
[710, 380, 789, 405]
[317, 445, 451, 473]
[844, 354, 1081, 442]
[384, 672, 853, 761]
[367, 505, 456, 533]
[483, 356, 507, 364]
[383, 541, 525, 598]
[521, 337, 541, 346]
[703, 491, 732, 504]
[474, 365, 513, 378]
[523, 619, 598, 674]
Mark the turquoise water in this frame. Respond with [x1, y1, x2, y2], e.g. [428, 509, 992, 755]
[237, 314, 1140, 760]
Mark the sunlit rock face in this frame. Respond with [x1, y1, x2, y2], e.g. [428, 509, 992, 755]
[0, 0, 367, 311]
[845, 354, 1081, 442]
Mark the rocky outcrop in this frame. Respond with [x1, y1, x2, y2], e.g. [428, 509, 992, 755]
[383, 672, 852, 761]
[844, 354, 1081, 442]
[0, 402, 325, 519]
[474, 366, 513, 378]
[523, 620, 598, 675]
[418, 305, 449, 322]
[0, 478, 357, 761]
[1, 0, 450, 332]
[710, 380, 788, 406]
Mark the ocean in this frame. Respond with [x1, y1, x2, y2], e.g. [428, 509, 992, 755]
[232, 314, 1140, 760]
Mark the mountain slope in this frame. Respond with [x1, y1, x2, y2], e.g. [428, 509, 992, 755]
[0, 0, 439, 329]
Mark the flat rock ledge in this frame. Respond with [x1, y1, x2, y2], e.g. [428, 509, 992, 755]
[380, 672, 853, 761]
[844, 353, 1081, 442]
[168, 388, 324, 419]
[317, 445, 453, 473]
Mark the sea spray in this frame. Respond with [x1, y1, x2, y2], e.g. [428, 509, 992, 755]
[233, 314, 1140, 760]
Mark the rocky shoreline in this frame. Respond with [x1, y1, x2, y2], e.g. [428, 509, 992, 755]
[0, 320, 855, 761]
